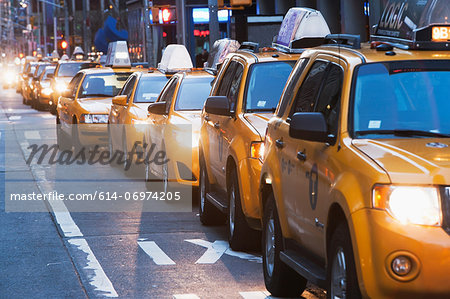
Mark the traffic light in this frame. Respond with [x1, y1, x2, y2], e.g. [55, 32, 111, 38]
[61, 40, 68, 50]
[161, 8, 176, 23]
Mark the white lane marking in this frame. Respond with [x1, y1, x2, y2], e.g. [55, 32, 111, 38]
[17, 141, 117, 296]
[9, 116, 21, 121]
[68, 238, 119, 297]
[41, 114, 55, 119]
[173, 294, 201, 299]
[138, 241, 176, 265]
[239, 291, 271, 299]
[24, 130, 41, 140]
[185, 239, 262, 264]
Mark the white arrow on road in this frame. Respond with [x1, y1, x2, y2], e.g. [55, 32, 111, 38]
[138, 240, 176, 265]
[185, 239, 262, 264]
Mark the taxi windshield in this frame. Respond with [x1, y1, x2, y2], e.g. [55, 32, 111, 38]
[353, 60, 450, 138]
[134, 76, 169, 103]
[35, 64, 49, 77]
[245, 61, 295, 112]
[79, 72, 132, 98]
[174, 77, 213, 111]
[56, 63, 84, 77]
[42, 67, 55, 80]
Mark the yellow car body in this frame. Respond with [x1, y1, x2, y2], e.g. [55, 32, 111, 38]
[108, 70, 170, 164]
[198, 48, 300, 250]
[56, 67, 134, 147]
[143, 71, 214, 188]
[259, 42, 450, 298]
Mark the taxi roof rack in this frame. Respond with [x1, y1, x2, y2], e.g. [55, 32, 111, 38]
[238, 42, 260, 53]
[322, 34, 361, 49]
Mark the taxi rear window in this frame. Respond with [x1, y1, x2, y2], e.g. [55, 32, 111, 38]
[352, 60, 450, 138]
[244, 61, 295, 112]
[134, 76, 169, 103]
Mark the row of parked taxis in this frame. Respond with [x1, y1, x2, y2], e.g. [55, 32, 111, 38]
[17, 3, 450, 298]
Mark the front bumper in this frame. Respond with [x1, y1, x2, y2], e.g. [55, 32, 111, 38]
[352, 208, 450, 298]
[78, 124, 109, 145]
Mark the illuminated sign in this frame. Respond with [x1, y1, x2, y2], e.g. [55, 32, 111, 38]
[192, 8, 230, 24]
[432, 26, 450, 42]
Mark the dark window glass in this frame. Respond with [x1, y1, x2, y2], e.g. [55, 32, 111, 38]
[228, 63, 244, 112]
[174, 77, 213, 111]
[78, 72, 132, 98]
[291, 61, 328, 115]
[68, 73, 83, 98]
[120, 75, 136, 103]
[314, 63, 343, 137]
[277, 59, 308, 117]
[133, 76, 169, 103]
[56, 63, 84, 77]
[216, 61, 237, 96]
[244, 61, 295, 112]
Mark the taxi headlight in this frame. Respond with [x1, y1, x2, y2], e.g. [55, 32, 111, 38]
[42, 87, 53, 96]
[80, 114, 108, 124]
[55, 81, 68, 93]
[250, 141, 265, 162]
[373, 185, 442, 226]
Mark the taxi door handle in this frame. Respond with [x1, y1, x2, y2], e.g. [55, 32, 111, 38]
[275, 139, 284, 149]
[214, 122, 220, 129]
[297, 151, 307, 161]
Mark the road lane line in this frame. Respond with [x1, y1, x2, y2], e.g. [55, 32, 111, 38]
[68, 238, 119, 297]
[185, 239, 262, 264]
[173, 294, 201, 299]
[8, 116, 21, 121]
[239, 291, 271, 299]
[138, 241, 176, 265]
[24, 130, 41, 140]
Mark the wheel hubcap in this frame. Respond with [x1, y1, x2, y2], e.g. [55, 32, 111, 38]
[229, 184, 235, 236]
[331, 247, 347, 299]
[265, 210, 275, 277]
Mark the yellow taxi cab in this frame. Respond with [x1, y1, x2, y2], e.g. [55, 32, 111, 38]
[32, 65, 56, 110]
[259, 3, 450, 298]
[108, 44, 194, 171]
[198, 8, 330, 250]
[143, 69, 214, 192]
[56, 41, 137, 150]
[22, 62, 38, 105]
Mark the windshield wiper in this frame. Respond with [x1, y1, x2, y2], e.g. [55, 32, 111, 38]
[356, 129, 450, 138]
[80, 93, 112, 98]
[246, 108, 276, 113]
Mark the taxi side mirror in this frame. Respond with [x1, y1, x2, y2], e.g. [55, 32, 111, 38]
[112, 95, 127, 106]
[62, 90, 72, 98]
[28, 72, 34, 78]
[47, 74, 54, 79]
[148, 102, 167, 115]
[205, 96, 232, 116]
[289, 112, 328, 142]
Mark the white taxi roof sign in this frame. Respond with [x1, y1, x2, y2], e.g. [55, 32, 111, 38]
[105, 41, 131, 67]
[273, 7, 331, 53]
[158, 44, 193, 73]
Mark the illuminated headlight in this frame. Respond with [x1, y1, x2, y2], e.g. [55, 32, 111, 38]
[131, 119, 148, 133]
[55, 81, 68, 93]
[373, 185, 442, 226]
[42, 88, 53, 96]
[250, 141, 265, 162]
[80, 114, 108, 124]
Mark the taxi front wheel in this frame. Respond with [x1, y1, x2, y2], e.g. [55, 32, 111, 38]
[262, 193, 307, 297]
[327, 222, 361, 299]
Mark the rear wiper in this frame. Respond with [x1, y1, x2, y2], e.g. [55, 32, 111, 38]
[356, 129, 450, 138]
[246, 108, 276, 113]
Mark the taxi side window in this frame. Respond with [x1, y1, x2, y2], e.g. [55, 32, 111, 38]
[68, 73, 83, 98]
[120, 75, 136, 103]
[216, 61, 238, 96]
[291, 61, 328, 114]
[161, 77, 179, 114]
[227, 63, 244, 112]
[314, 63, 343, 138]
[277, 58, 308, 117]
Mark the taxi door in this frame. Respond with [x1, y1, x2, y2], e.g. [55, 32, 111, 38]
[58, 73, 84, 133]
[284, 57, 344, 258]
[205, 59, 242, 185]
[148, 76, 179, 177]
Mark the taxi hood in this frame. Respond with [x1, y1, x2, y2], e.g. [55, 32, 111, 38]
[352, 138, 450, 185]
[78, 97, 113, 114]
[170, 110, 202, 132]
[243, 112, 273, 140]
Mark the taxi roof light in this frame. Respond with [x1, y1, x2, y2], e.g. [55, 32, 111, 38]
[273, 7, 331, 53]
[157, 44, 193, 73]
[105, 41, 131, 68]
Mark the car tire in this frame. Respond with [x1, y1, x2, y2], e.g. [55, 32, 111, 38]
[228, 168, 260, 251]
[198, 159, 225, 225]
[72, 121, 83, 153]
[262, 193, 307, 297]
[327, 222, 361, 299]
